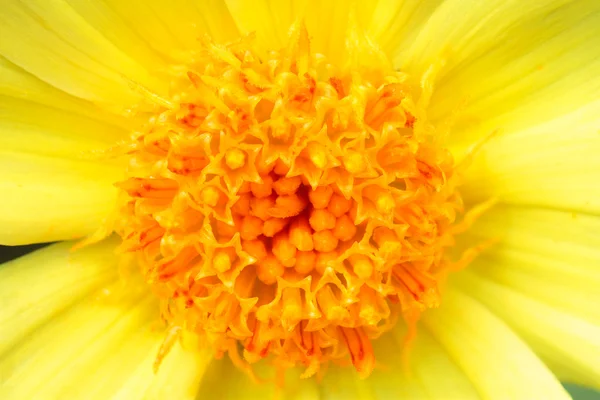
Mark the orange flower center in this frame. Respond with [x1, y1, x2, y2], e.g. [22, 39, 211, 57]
[114, 25, 464, 378]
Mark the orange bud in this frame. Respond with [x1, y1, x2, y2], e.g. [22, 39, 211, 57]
[295, 251, 317, 274]
[289, 217, 314, 251]
[240, 215, 264, 240]
[242, 239, 267, 261]
[251, 175, 273, 198]
[257, 255, 284, 285]
[333, 214, 356, 241]
[309, 208, 336, 232]
[308, 185, 333, 209]
[313, 230, 339, 253]
[328, 193, 353, 217]
[273, 176, 302, 195]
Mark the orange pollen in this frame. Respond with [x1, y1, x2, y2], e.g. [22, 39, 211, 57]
[114, 26, 465, 379]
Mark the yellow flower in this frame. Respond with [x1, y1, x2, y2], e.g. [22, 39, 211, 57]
[1, 0, 599, 399]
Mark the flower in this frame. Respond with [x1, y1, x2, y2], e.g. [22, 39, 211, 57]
[0, 1, 599, 399]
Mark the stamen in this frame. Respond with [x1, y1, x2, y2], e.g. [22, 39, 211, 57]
[153, 326, 181, 373]
[343, 152, 367, 174]
[339, 327, 375, 379]
[351, 255, 374, 279]
[225, 148, 247, 170]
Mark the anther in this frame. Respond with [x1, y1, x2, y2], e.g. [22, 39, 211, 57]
[338, 327, 375, 378]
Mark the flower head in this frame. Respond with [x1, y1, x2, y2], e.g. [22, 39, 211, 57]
[113, 26, 464, 377]
[1, 1, 599, 399]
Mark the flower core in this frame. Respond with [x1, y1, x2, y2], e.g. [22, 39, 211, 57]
[115, 25, 463, 378]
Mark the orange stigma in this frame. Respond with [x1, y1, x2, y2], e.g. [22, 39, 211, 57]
[114, 25, 464, 379]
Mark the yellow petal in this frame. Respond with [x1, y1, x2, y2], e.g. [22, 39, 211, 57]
[455, 270, 600, 391]
[422, 288, 570, 400]
[0, 66, 129, 245]
[0, 96, 128, 159]
[412, 0, 600, 192]
[459, 205, 600, 323]
[197, 358, 319, 400]
[224, 0, 308, 51]
[402, 1, 599, 84]
[0, 151, 122, 245]
[224, 0, 377, 64]
[460, 98, 600, 213]
[79, 0, 239, 61]
[196, 323, 478, 399]
[456, 205, 600, 388]
[319, 366, 380, 400]
[0, 56, 129, 127]
[397, 0, 600, 190]
[366, 0, 444, 66]
[138, 343, 210, 400]
[0, 239, 210, 399]
[428, 1, 600, 134]
[301, 0, 377, 65]
[0, 0, 167, 108]
[396, 328, 478, 399]
[0, 240, 119, 355]
[1, 289, 156, 398]
[55, 326, 210, 400]
[59, 1, 167, 68]
[365, 325, 478, 399]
